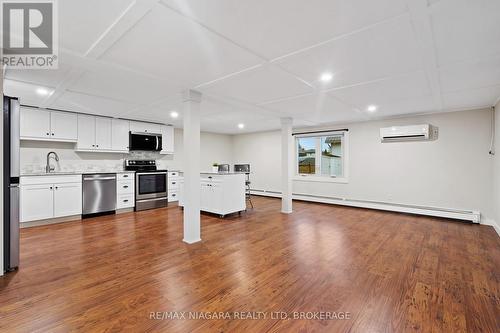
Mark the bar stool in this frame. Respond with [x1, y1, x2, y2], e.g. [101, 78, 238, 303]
[234, 164, 253, 209]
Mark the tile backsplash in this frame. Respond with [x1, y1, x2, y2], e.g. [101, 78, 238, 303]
[20, 141, 175, 174]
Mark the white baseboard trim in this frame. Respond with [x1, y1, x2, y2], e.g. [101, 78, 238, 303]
[250, 189, 481, 223]
[482, 219, 500, 237]
[183, 238, 201, 244]
[21, 215, 81, 228]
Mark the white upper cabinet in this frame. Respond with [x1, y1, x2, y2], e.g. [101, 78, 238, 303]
[21, 108, 171, 155]
[21, 108, 77, 142]
[50, 111, 78, 141]
[160, 125, 174, 154]
[111, 119, 130, 152]
[20, 108, 76, 142]
[95, 117, 112, 150]
[20, 108, 51, 139]
[130, 121, 161, 134]
[77, 115, 113, 151]
[77, 114, 96, 150]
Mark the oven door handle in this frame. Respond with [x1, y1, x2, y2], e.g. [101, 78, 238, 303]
[137, 172, 167, 176]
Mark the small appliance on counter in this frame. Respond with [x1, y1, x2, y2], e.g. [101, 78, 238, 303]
[125, 160, 168, 211]
[217, 164, 230, 173]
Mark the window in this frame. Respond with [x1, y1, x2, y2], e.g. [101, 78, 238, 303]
[297, 137, 316, 174]
[296, 131, 348, 182]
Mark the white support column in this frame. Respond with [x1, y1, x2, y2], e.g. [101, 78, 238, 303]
[281, 117, 293, 214]
[182, 89, 202, 244]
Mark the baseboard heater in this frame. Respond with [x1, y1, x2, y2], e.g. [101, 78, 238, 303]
[250, 189, 481, 223]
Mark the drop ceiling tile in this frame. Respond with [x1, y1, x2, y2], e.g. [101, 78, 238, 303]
[430, 0, 500, 66]
[442, 85, 500, 110]
[101, 5, 262, 87]
[163, 0, 408, 59]
[201, 116, 277, 134]
[50, 91, 140, 117]
[264, 93, 364, 124]
[5, 63, 73, 87]
[200, 65, 313, 104]
[439, 56, 500, 93]
[274, 15, 423, 89]
[3, 80, 55, 106]
[369, 95, 436, 117]
[60, 0, 135, 54]
[68, 70, 181, 103]
[328, 71, 432, 111]
[201, 118, 281, 134]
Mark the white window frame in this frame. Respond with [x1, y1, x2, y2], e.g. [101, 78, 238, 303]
[294, 131, 349, 184]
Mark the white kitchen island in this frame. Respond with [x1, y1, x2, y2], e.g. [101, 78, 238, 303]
[178, 172, 246, 217]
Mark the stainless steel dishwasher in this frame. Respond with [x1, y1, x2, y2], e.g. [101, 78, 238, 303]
[82, 174, 117, 216]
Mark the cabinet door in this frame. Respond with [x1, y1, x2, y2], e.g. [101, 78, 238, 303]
[200, 183, 211, 211]
[95, 117, 112, 150]
[20, 108, 51, 139]
[130, 121, 161, 134]
[20, 184, 54, 222]
[54, 183, 82, 217]
[77, 115, 96, 149]
[111, 119, 130, 151]
[129, 121, 146, 133]
[160, 125, 174, 154]
[145, 123, 161, 134]
[211, 184, 222, 213]
[50, 111, 77, 141]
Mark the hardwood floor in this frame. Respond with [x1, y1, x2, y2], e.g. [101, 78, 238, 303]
[1, 197, 499, 332]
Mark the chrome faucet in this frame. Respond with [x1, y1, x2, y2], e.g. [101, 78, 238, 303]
[46, 151, 59, 173]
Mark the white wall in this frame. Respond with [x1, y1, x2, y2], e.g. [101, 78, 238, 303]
[20, 128, 233, 173]
[168, 128, 233, 172]
[233, 109, 495, 221]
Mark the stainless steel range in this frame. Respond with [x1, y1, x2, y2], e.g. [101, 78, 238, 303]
[125, 160, 168, 211]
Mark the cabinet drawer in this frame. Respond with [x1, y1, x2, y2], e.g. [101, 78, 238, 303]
[117, 172, 134, 180]
[168, 171, 179, 178]
[168, 179, 179, 190]
[117, 180, 134, 194]
[168, 191, 179, 202]
[117, 194, 134, 209]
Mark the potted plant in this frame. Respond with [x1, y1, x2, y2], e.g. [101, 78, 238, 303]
[212, 163, 219, 173]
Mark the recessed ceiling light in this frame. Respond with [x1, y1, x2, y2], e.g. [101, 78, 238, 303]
[36, 88, 50, 96]
[319, 72, 333, 83]
[170, 111, 179, 118]
[367, 105, 378, 112]
[237, 123, 245, 129]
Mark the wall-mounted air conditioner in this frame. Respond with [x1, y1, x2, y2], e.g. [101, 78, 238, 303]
[380, 124, 435, 142]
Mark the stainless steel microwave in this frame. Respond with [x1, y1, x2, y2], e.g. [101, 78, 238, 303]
[129, 132, 162, 151]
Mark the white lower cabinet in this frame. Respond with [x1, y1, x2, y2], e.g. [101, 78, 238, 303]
[179, 173, 246, 216]
[116, 172, 135, 209]
[53, 183, 82, 218]
[20, 184, 54, 222]
[168, 171, 180, 202]
[20, 175, 82, 222]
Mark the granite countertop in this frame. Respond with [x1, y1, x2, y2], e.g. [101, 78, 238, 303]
[21, 170, 136, 176]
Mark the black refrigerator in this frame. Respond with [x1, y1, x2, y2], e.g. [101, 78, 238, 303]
[3, 95, 20, 272]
